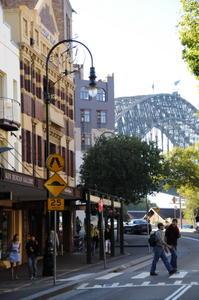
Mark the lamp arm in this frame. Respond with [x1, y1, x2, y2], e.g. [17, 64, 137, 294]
[45, 39, 94, 100]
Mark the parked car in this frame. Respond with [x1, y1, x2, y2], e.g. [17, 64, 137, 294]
[124, 219, 152, 234]
[182, 224, 193, 229]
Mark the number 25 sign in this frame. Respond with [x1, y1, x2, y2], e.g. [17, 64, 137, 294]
[48, 198, 64, 211]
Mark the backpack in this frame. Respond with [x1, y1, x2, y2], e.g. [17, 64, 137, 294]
[148, 232, 157, 247]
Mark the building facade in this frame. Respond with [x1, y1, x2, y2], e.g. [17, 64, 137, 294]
[1, 0, 77, 262]
[0, 0, 21, 261]
[74, 66, 115, 183]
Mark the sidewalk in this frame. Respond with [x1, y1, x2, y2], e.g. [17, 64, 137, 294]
[0, 243, 152, 299]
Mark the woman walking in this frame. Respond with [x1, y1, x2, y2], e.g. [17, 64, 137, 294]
[8, 234, 21, 280]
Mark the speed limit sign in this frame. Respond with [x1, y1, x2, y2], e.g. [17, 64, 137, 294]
[48, 198, 64, 211]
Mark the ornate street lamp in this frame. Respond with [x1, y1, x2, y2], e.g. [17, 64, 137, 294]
[44, 39, 97, 279]
[45, 39, 97, 167]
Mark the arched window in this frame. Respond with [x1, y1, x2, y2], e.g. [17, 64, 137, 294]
[96, 88, 106, 102]
[80, 87, 89, 100]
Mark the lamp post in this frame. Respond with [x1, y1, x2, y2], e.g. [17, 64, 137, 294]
[44, 39, 97, 278]
[45, 39, 96, 175]
[45, 38, 96, 218]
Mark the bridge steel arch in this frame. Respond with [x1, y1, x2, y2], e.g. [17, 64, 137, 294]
[115, 93, 199, 148]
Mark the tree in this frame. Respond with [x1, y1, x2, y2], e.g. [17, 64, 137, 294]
[80, 135, 165, 204]
[179, 0, 199, 79]
[179, 186, 199, 223]
[163, 145, 199, 189]
[163, 145, 199, 222]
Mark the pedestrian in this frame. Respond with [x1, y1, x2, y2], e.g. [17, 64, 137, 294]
[150, 223, 176, 276]
[50, 230, 59, 255]
[8, 233, 21, 280]
[90, 224, 95, 255]
[93, 225, 99, 253]
[105, 225, 111, 254]
[43, 235, 54, 276]
[76, 216, 82, 235]
[165, 218, 181, 272]
[25, 234, 39, 280]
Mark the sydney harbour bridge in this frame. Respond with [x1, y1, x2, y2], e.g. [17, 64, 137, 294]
[115, 92, 199, 151]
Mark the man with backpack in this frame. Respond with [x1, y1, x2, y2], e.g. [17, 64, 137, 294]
[150, 223, 176, 276]
[165, 218, 181, 272]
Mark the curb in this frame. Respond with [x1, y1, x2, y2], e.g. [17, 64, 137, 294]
[21, 254, 153, 300]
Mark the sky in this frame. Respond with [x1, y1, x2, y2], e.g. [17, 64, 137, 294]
[71, 0, 198, 108]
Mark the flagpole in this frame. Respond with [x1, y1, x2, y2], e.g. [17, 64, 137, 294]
[152, 82, 155, 94]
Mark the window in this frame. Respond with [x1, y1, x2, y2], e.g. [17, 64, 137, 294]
[35, 29, 39, 46]
[0, 72, 6, 97]
[50, 143, 56, 154]
[26, 131, 31, 163]
[96, 88, 106, 102]
[81, 110, 90, 123]
[80, 87, 89, 100]
[37, 136, 42, 167]
[23, 18, 28, 37]
[81, 133, 91, 150]
[13, 80, 17, 100]
[24, 59, 30, 92]
[97, 110, 107, 124]
[35, 68, 41, 99]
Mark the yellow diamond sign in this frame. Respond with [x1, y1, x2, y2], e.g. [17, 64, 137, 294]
[44, 173, 67, 197]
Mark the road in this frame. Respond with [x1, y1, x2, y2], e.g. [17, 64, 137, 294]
[1, 232, 199, 300]
[45, 233, 199, 300]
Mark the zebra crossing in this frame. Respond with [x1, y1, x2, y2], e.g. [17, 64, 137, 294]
[57, 270, 199, 289]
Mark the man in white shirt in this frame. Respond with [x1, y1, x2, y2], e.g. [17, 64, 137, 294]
[150, 223, 176, 276]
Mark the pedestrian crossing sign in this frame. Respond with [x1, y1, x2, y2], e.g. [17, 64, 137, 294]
[46, 154, 64, 172]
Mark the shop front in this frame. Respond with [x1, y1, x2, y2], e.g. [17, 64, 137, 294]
[0, 168, 78, 266]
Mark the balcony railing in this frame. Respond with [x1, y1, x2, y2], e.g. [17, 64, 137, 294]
[0, 97, 21, 131]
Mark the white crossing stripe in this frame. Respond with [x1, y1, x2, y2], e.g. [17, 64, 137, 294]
[174, 280, 182, 285]
[57, 273, 94, 281]
[157, 282, 166, 286]
[169, 271, 188, 279]
[96, 272, 123, 280]
[141, 281, 150, 286]
[131, 272, 150, 279]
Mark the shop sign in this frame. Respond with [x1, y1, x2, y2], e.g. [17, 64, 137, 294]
[3, 170, 34, 186]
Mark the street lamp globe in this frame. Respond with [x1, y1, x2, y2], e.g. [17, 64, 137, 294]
[88, 66, 97, 97]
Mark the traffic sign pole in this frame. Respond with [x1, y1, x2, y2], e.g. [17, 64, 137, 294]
[44, 154, 67, 285]
[53, 210, 57, 285]
[101, 209, 107, 269]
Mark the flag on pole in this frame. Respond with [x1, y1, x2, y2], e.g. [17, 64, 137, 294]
[174, 80, 180, 86]
[152, 82, 154, 93]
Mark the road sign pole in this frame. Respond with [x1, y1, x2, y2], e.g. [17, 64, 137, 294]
[44, 154, 66, 280]
[101, 210, 107, 269]
[53, 210, 57, 285]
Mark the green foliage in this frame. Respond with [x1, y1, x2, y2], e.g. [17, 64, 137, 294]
[163, 144, 199, 223]
[163, 145, 199, 190]
[80, 135, 165, 204]
[179, 186, 199, 223]
[179, 0, 199, 78]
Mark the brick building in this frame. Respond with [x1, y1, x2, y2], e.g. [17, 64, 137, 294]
[1, 0, 77, 262]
